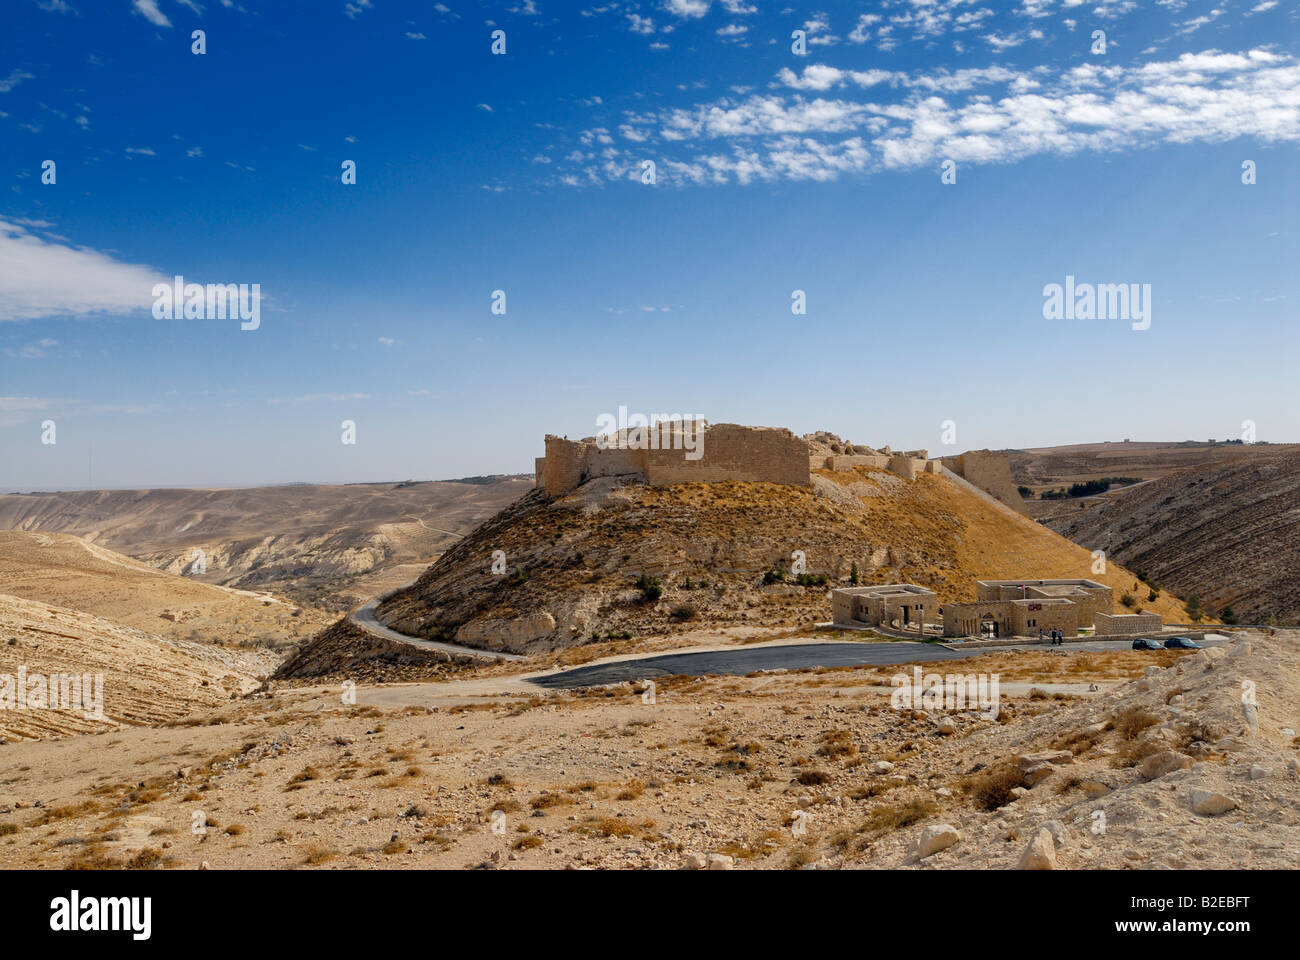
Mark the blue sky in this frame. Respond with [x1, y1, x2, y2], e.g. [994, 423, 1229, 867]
[1, 0, 1296, 489]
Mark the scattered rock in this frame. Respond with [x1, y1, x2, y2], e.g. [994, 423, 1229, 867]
[1040, 820, 1069, 848]
[1022, 763, 1055, 787]
[913, 824, 961, 859]
[1018, 750, 1072, 769]
[1017, 828, 1057, 870]
[1189, 789, 1236, 816]
[1140, 750, 1195, 781]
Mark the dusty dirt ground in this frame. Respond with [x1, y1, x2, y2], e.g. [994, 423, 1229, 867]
[1, 629, 1293, 870]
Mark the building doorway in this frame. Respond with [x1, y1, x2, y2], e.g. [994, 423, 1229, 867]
[980, 614, 999, 638]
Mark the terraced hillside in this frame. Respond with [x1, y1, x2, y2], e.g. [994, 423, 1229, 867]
[0, 478, 530, 609]
[0, 593, 261, 741]
[1048, 452, 1300, 624]
[0, 531, 331, 655]
[359, 466, 1193, 658]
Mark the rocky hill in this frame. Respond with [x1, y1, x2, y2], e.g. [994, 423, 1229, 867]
[1047, 452, 1300, 624]
[0, 478, 530, 610]
[357, 465, 1192, 658]
[0, 531, 331, 654]
[0, 593, 262, 741]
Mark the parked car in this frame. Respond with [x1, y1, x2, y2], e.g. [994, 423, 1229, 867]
[1131, 637, 1165, 650]
[1164, 636, 1201, 649]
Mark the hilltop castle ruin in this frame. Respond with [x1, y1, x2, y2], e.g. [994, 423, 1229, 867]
[534, 421, 943, 497]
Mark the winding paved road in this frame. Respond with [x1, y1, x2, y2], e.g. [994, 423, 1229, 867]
[528, 640, 980, 689]
[348, 597, 525, 662]
[527, 635, 1228, 689]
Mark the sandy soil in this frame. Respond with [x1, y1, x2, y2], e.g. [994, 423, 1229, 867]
[2, 630, 1292, 870]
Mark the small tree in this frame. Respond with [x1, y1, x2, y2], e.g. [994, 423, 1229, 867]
[1186, 594, 1203, 621]
[635, 574, 662, 603]
[1219, 606, 1238, 625]
[849, 561, 859, 585]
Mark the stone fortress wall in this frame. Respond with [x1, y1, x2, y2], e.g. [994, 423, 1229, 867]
[536, 423, 951, 497]
[940, 450, 1029, 515]
[1095, 612, 1164, 636]
[537, 422, 812, 497]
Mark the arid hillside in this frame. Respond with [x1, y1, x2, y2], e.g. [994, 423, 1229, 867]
[0, 593, 263, 741]
[363, 466, 1193, 657]
[0, 531, 332, 653]
[1008, 439, 1298, 488]
[0, 478, 531, 609]
[1047, 453, 1300, 624]
[2, 629, 1292, 870]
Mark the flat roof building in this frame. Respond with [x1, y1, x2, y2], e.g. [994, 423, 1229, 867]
[831, 584, 938, 630]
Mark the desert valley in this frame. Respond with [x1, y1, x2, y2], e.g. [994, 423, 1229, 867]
[1, 432, 1295, 873]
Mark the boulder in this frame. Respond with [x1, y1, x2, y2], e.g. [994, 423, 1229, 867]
[1017, 828, 1057, 870]
[456, 612, 557, 652]
[913, 824, 961, 859]
[1022, 763, 1055, 787]
[1189, 789, 1236, 816]
[1140, 750, 1195, 781]
[1040, 820, 1069, 848]
[1017, 750, 1072, 770]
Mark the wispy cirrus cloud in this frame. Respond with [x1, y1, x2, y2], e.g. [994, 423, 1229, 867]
[0, 69, 35, 93]
[267, 392, 370, 406]
[0, 218, 165, 321]
[131, 0, 172, 28]
[555, 48, 1300, 187]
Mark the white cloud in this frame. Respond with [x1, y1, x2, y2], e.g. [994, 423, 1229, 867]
[555, 48, 1300, 187]
[268, 393, 370, 406]
[0, 219, 166, 322]
[6, 338, 58, 359]
[0, 70, 35, 93]
[132, 0, 172, 27]
[664, 0, 709, 19]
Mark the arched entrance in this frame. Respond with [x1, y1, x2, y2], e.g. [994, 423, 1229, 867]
[980, 614, 999, 638]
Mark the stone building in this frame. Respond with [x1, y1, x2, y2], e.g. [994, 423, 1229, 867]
[831, 584, 938, 629]
[942, 578, 1116, 638]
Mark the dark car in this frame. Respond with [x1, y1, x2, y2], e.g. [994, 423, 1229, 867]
[1131, 637, 1165, 650]
[1164, 636, 1201, 649]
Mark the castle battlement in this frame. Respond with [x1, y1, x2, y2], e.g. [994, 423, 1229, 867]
[535, 422, 812, 496]
[534, 422, 949, 497]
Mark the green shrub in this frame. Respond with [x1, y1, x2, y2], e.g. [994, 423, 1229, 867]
[635, 574, 662, 603]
